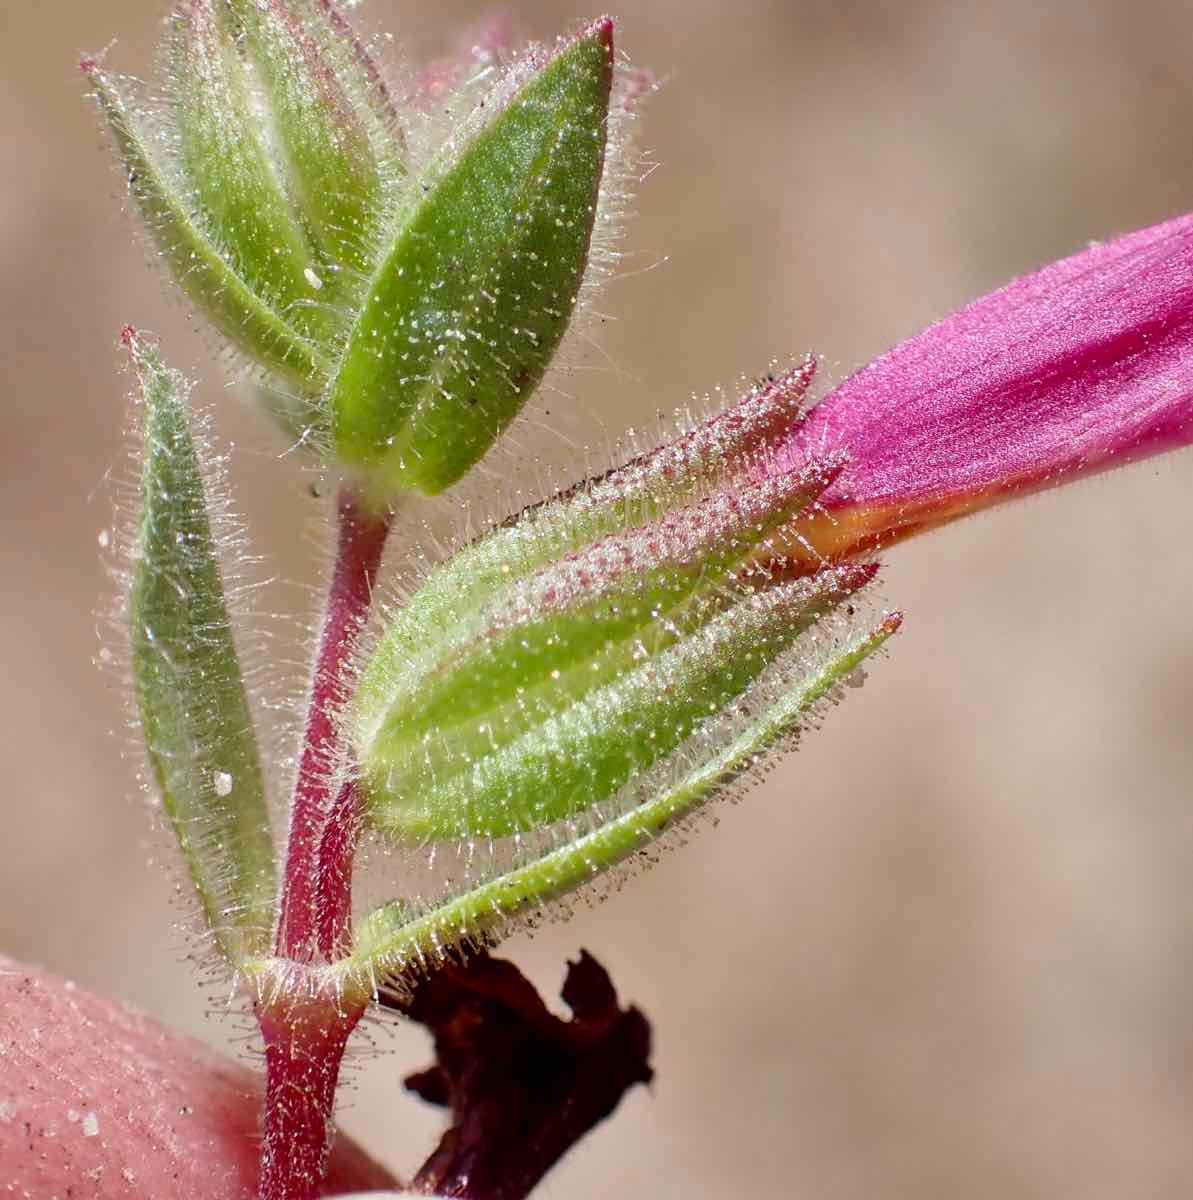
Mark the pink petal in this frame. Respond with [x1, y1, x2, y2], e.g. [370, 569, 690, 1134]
[0, 956, 397, 1198]
[776, 212, 1193, 558]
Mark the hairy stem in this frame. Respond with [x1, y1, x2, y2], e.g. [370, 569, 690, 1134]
[277, 488, 392, 963]
[258, 983, 368, 1200]
[260, 490, 390, 1200]
[312, 778, 364, 960]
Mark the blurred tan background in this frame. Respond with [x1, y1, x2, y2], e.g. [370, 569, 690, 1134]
[5, 1, 1193, 1196]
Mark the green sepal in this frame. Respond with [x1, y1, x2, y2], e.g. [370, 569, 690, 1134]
[85, 65, 331, 386]
[351, 366, 825, 775]
[365, 564, 874, 841]
[342, 613, 900, 985]
[354, 462, 845, 816]
[127, 336, 276, 966]
[329, 22, 614, 497]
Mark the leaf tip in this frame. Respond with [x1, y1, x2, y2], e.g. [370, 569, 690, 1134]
[878, 610, 904, 637]
[585, 15, 616, 60]
[834, 559, 881, 593]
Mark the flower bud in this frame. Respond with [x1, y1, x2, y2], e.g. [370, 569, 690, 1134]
[85, 7, 618, 498]
[353, 368, 893, 842]
[171, 1, 326, 342]
[84, 53, 331, 390]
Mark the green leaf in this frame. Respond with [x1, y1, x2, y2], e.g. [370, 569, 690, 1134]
[171, 1, 329, 346]
[343, 613, 900, 985]
[329, 22, 615, 497]
[128, 336, 276, 966]
[228, 0, 387, 280]
[85, 65, 331, 387]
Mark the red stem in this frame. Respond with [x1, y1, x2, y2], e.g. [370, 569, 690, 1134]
[258, 489, 390, 1200]
[258, 987, 368, 1200]
[312, 779, 364, 959]
[276, 489, 392, 962]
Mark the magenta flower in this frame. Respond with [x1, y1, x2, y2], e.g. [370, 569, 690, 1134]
[775, 212, 1193, 564]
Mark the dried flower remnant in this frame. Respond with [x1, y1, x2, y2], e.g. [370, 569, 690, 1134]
[387, 949, 651, 1200]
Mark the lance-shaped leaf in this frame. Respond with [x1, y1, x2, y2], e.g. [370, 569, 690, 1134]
[83, 62, 330, 386]
[344, 611, 899, 984]
[171, 1, 326, 342]
[361, 561, 876, 841]
[256, 0, 406, 149]
[329, 20, 615, 497]
[127, 334, 275, 965]
[226, 0, 388, 278]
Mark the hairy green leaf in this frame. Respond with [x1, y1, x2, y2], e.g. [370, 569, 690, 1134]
[329, 22, 614, 496]
[172, 1, 325, 342]
[128, 336, 275, 965]
[85, 65, 330, 386]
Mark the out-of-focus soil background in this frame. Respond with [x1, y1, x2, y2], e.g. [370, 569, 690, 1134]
[5, 1, 1193, 1196]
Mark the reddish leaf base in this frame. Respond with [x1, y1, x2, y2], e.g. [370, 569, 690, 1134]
[388, 950, 653, 1200]
[0, 956, 397, 1198]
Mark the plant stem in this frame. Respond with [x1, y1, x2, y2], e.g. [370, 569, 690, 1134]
[312, 778, 366, 960]
[259, 488, 391, 1200]
[276, 488, 392, 963]
[258, 983, 368, 1200]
